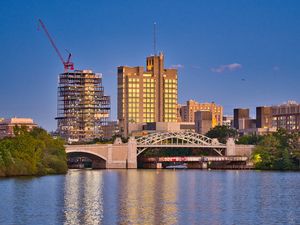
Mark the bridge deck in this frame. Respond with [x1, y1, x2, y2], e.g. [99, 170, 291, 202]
[140, 156, 248, 162]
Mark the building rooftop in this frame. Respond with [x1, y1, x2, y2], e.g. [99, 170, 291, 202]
[274, 100, 299, 107]
[0, 118, 36, 125]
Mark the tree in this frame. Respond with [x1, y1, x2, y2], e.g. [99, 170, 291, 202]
[236, 134, 263, 145]
[0, 127, 67, 177]
[252, 135, 280, 169]
[252, 129, 300, 170]
[205, 125, 238, 144]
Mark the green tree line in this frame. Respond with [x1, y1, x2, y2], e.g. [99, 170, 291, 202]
[0, 127, 67, 177]
[206, 126, 300, 170]
[251, 129, 300, 170]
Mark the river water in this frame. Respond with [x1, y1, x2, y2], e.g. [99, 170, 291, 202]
[0, 169, 300, 225]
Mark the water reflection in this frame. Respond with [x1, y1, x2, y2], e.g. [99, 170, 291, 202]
[63, 170, 104, 224]
[116, 170, 178, 225]
[1, 170, 300, 224]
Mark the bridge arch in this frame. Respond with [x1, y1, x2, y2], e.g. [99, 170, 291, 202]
[66, 149, 107, 161]
[136, 131, 226, 156]
[66, 150, 107, 169]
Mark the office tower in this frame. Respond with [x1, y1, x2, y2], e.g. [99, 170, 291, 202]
[256, 106, 272, 128]
[179, 100, 223, 127]
[233, 108, 250, 129]
[56, 70, 110, 142]
[194, 111, 213, 134]
[117, 53, 178, 136]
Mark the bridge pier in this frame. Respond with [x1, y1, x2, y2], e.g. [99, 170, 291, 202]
[226, 138, 236, 156]
[187, 162, 208, 169]
[201, 162, 208, 169]
[127, 137, 137, 169]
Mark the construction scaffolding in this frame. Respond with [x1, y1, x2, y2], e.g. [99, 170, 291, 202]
[56, 70, 110, 142]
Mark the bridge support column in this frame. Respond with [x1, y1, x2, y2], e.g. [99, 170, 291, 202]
[226, 138, 236, 156]
[127, 137, 137, 169]
[201, 162, 208, 169]
[106, 144, 114, 169]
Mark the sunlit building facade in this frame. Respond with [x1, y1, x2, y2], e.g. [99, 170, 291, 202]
[271, 101, 300, 132]
[0, 118, 37, 139]
[118, 53, 178, 136]
[179, 100, 223, 128]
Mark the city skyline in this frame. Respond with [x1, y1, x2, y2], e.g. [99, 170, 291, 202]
[1, 0, 300, 131]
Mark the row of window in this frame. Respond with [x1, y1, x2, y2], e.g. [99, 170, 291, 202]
[164, 79, 177, 84]
[128, 108, 139, 113]
[143, 104, 155, 108]
[143, 88, 155, 93]
[164, 84, 177, 89]
[165, 99, 176, 103]
[128, 113, 139, 118]
[164, 109, 177, 113]
[128, 103, 139, 108]
[164, 94, 177, 98]
[144, 119, 155, 122]
[143, 114, 155, 118]
[128, 83, 140, 88]
[165, 105, 176, 109]
[128, 93, 139, 97]
[143, 99, 155, 103]
[128, 98, 139, 103]
[128, 89, 139, 93]
[143, 83, 155, 88]
[143, 94, 155, 98]
[127, 88, 156, 93]
[128, 78, 139, 82]
[143, 78, 155, 83]
[164, 89, 177, 93]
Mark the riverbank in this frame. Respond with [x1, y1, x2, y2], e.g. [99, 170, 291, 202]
[0, 127, 67, 177]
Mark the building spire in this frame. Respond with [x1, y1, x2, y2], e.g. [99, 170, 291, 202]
[153, 22, 157, 56]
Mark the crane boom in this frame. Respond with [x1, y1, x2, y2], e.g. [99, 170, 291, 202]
[38, 19, 74, 72]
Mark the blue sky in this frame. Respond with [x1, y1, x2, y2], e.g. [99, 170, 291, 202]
[0, 0, 300, 131]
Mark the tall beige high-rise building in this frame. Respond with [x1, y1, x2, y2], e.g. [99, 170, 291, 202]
[117, 53, 178, 136]
[179, 100, 223, 127]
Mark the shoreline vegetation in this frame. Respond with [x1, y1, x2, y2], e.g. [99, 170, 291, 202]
[0, 127, 67, 177]
[1, 126, 299, 177]
[206, 126, 300, 170]
[251, 130, 300, 170]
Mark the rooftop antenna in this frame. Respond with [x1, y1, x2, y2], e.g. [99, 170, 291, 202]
[153, 22, 157, 56]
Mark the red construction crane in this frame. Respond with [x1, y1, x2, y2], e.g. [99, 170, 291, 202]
[38, 19, 74, 72]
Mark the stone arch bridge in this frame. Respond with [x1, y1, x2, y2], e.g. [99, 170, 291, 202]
[65, 131, 253, 169]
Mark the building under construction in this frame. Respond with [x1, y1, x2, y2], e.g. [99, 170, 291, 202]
[56, 70, 110, 142]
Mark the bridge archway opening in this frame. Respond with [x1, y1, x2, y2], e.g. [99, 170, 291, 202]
[67, 152, 106, 169]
